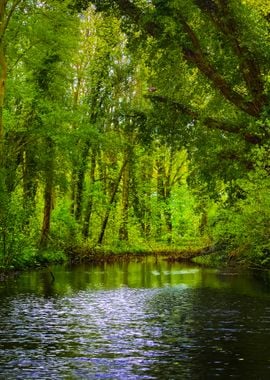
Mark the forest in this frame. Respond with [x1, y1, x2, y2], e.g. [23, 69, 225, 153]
[0, 0, 269, 270]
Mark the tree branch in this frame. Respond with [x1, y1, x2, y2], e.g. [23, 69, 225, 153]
[145, 93, 262, 144]
[179, 18, 261, 117]
[195, 0, 266, 115]
[94, 0, 266, 118]
[0, 0, 23, 41]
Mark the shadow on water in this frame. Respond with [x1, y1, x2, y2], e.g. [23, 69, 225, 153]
[1, 257, 270, 379]
[143, 287, 270, 379]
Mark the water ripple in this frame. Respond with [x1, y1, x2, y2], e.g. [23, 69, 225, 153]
[1, 263, 270, 379]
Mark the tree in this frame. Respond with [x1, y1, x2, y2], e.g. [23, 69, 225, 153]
[89, 0, 269, 155]
[0, 0, 268, 268]
[0, 0, 79, 254]
[0, 0, 24, 141]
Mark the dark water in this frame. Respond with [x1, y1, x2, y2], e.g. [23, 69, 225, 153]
[1, 258, 270, 379]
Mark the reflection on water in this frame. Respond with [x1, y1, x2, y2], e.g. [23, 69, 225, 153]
[1, 257, 270, 379]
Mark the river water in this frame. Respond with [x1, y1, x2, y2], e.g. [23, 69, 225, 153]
[1, 258, 270, 379]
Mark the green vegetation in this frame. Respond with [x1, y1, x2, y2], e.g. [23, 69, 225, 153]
[0, 0, 269, 270]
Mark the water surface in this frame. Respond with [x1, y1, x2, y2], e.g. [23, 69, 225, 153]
[1, 258, 270, 379]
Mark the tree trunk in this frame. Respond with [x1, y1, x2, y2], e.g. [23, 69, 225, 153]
[119, 151, 130, 241]
[40, 138, 54, 248]
[0, 44, 7, 143]
[70, 167, 76, 216]
[22, 142, 38, 228]
[156, 156, 165, 238]
[97, 159, 128, 245]
[75, 140, 90, 222]
[40, 176, 53, 248]
[156, 153, 173, 242]
[82, 151, 96, 239]
[131, 154, 153, 238]
[22, 144, 37, 208]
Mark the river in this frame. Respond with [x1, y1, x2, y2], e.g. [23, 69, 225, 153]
[1, 257, 270, 379]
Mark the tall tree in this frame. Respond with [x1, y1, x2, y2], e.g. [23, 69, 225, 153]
[0, 0, 24, 141]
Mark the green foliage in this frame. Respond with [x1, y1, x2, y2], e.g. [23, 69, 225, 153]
[0, 186, 39, 269]
[39, 248, 67, 264]
[0, 0, 269, 271]
[209, 169, 270, 267]
[50, 199, 80, 247]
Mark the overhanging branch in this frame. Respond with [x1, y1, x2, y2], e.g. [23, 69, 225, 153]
[93, 0, 266, 118]
[145, 93, 262, 144]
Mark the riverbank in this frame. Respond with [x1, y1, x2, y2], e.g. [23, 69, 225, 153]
[64, 243, 217, 264]
[1, 241, 267, 281]
[0, 243, 215, 279]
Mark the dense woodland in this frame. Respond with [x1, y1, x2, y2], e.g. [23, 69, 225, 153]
[0, 0, 269, 269]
